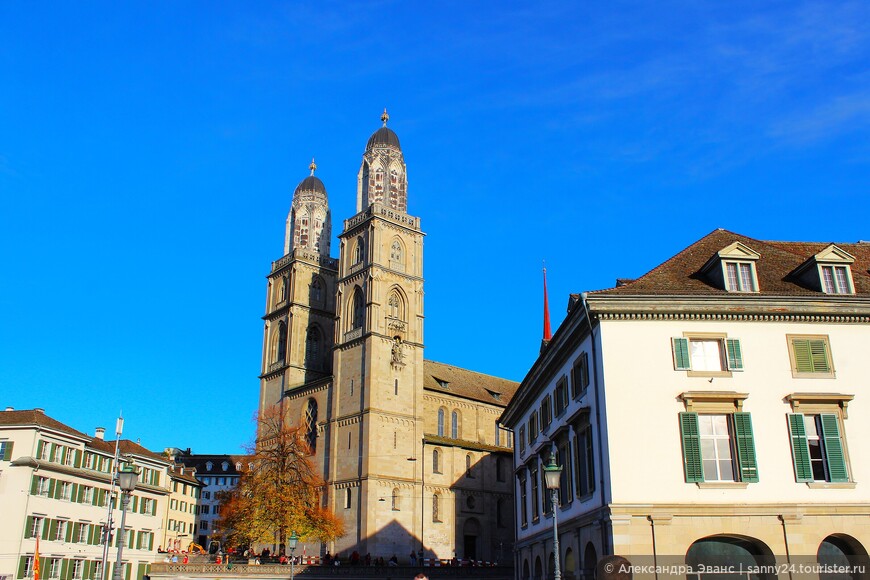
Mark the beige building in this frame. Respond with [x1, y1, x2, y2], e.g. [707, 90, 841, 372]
[161, 464, 200, 552]
[501, 229, 870, 579]
[0, 409, 170, 580]
[258, 113, 518, 562]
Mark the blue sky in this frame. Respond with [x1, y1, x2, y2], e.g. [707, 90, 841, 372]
[1, 1, 868, 454]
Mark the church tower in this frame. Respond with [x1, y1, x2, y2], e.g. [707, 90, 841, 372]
[329, 110, 426, 554]
[259, 161, 338, 416]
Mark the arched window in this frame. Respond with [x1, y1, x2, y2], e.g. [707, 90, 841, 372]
[303, 399, 318, 453]
[391, 488, 400, 511]
[272, 321, 287, 364]
[466, 453, 474, 478]
[354, 236, 364, 264]
[437, 408, 445, 437]
[451, 410, 460, 439]
[344, 488, 352, 509]
[390, 239, 404, 271]
[352, 288, 365, 330]
[818, 535, 868, 580]
[432, 448, 441, 473]
[305, 326, 321, 368]
[432, 493, 441, 522]
[687, 536, 775, 579]
[310, 277, 323, 307]
[280, 275, 289, 302]
[387, 290, 404, 320]
[564, 549, 575, 579]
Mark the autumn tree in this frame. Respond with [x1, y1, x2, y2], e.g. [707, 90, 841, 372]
[216, 408, 344, 548]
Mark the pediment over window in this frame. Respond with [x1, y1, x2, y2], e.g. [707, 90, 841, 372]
[792, 244, 856, 294]
[700, 242, 761, 292]
[716, 241, 761, 261]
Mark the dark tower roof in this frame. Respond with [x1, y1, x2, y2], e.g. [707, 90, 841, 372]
[294, 175, 327, 196]
[366, 126, 401, 150]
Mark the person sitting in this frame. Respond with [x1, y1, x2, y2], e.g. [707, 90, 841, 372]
[388, 554, 398, 567]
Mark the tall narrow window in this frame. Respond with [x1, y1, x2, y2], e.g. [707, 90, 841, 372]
[451, 410, 460, 439]
[530, 465, 540, 521]
[303, 399, 318, 453]
[305, 326, 321, 368]
[519, 472, 528, 527]
[310, 277, 324, 307]
[352, 288, 365, 330]
[466, 454, 474, 478]
[391, 488, 400, 511]
[354, 236, 364, 264]
[437, 408, 445, 437]
[432, 493, 441, 522]
[345, 488, 352, 509]
[433, 448, 441, 473]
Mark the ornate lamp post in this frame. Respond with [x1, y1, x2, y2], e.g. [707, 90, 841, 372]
[543, 448, 563, 580]
[113, 465, 139, 580]
[287, 531, 299, 580]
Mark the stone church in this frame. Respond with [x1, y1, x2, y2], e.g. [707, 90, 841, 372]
[257, 112, 519, 563]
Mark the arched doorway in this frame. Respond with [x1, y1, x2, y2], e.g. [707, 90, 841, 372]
[686, 535, 775, 579]
[522, 559, 530, 580]
[534, 556, 543, 580]
[462, 518, 480, 561]
[583, 543, 597, 580]
[564, 548, 576, 580]
[818, 534, 868, 580]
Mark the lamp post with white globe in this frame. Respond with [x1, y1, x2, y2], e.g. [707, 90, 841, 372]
[113, 465, 139, 580]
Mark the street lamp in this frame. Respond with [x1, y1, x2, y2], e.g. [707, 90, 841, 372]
[287, 531, 299, 580]
[542, 447, 563, 580]
[113, 465, 139, 580]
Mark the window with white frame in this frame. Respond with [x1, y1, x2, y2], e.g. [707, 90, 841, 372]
[77, 522, 88, 543]
[60, 481, 72, 501]
[36, 476, 50, 497]
[72, 560, 83, 579]
[820, 265, 852, 294]
[678, 394, 758, 484]
[672, 335, 743, 374]
[49, 558, 61, 578]
[55, 520, 67, 541]
[24, 556, 34, 578]
[786, 394, 852, 484]
[64, 447, 75, 466]
[724, 261, 757, 292]
[81, 486, 94, 505]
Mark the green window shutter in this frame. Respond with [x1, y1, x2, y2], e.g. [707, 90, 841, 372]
[84, 561, 93, 580]
[149, 533, 154, 550]
[48, 478, 56, 498]
[792, 339, 812, 372]
[17, 556, 27, 579]
[65, 522, 74, 542]
[31, 475, 39, 496]
[787, 414, 813, 482]
[137, 563, 147, 580]
[820, 413, 848, 482]
[60, 559, 70, 580]
[74, 450, 82, 468]
[725, 339, 743, 370]
[131, 496, 138, 513]
[24, 516, 34, 539]
[679, 412, 703, 482]
[733, 412, 758, 482]
[810, 340, 830, 373]
[2, 441, 13, 460]
[36, 440, 44, 459]
[50, 443, 57, 461]
[672, 338, 691, 370]
[42, 519, 51, 540]
[70, 483, 79, 503]
[49, 519, 59, 540]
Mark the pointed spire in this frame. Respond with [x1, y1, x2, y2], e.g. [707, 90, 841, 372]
[543, 264, 553, 342]
[381, 108, 389, 127]
[309, 157, 317, 176]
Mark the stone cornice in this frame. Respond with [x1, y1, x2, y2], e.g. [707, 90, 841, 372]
[587, 294, 870, 322]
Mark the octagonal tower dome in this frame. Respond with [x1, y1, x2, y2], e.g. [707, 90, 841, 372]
[285, 159, 332, 257]
[357, 109, 408, 213]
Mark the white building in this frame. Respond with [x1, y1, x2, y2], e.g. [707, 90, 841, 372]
[0, 409, 170, 580]
[501, 230, 870, 579]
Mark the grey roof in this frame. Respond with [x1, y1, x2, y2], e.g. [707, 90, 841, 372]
[366, 127, 401, 150]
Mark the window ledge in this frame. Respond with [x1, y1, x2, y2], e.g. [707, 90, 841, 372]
[687, 370, 733, 379]
[790, 372, 836, 379]
[696, 482, 749, 489]
[807, 482, 856, 489]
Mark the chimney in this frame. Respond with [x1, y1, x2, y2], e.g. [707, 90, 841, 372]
[95, 427, 106, 440]
[34, 408, 45, 414]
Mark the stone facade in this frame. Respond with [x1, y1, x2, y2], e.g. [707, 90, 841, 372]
[257, 114, 518, 563]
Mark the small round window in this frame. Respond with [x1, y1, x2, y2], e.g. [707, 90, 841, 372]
[466, 495, 476, 509]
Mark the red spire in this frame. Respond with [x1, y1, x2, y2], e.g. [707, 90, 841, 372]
[543, 266, 552, 341]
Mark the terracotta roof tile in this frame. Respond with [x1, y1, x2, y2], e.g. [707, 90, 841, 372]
[0, 409, 91, 439]
[423, 360, 519, 406]
[592, 229, 870, 297]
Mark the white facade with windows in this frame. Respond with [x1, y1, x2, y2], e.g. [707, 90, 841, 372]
[0, 409, 171, 580]
[501, 230, 870, 580]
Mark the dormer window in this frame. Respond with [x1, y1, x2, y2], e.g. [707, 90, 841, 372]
[701, 241, 760, 293]
[724, 261, 756, 292]
[792, 244, 855, 295]
[221, 461, 229, 471]
[205, 461, 213, 471]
